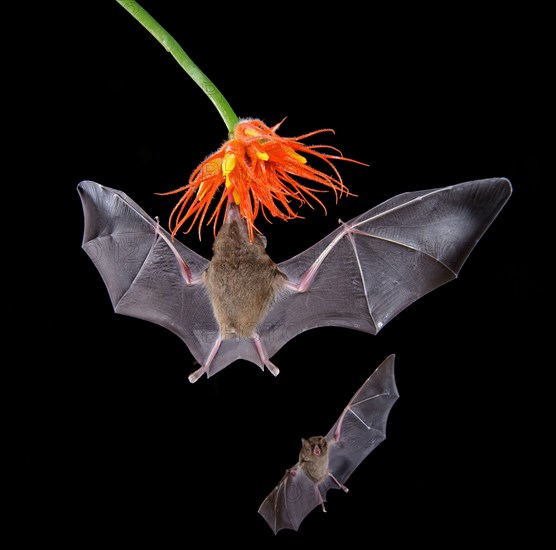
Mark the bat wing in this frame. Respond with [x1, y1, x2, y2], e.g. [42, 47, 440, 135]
[258, 466, 322, 534]
[257, 177, 512, 360]
[79, 177, 511, 380]
[79, 180, 283, 379]
[258, 355, 398, 534]
[78, 180, 222, 369]
[321, 354, 398, 496]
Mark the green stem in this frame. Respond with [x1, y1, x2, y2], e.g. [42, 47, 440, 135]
[115, 0, 239, 134]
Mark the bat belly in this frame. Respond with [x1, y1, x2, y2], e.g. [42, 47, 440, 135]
[211, 290, 270, 338]
[205, 262, 283, 339]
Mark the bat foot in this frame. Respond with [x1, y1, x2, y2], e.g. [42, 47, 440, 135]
[252, 333, 280, 377]
[188, 366, 207, 383]
[329, 472, 349, 493]
[188, 339, 221, 383]
[265, 361, 280, 377]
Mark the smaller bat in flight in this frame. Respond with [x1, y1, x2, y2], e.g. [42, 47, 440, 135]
[258, 354, 399, 533]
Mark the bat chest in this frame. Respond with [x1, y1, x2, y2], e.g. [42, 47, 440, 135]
[300, 454, 330, 484]
[205, 257, 282, 338]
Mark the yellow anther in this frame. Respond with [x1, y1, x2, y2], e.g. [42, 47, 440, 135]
[288, 150, 307, 164]
[222, 153, 236, 176]
[233, 189, 241, 205]
[244, 128, 260, 137]
[256, 151, 270, 161]
[197, 182, 207, 201]
[222, 152, 236, 188]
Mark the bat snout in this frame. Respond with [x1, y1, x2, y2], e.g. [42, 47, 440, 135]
[224, 202, 242, 223]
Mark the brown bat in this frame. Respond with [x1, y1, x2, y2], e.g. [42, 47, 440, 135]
[78, 177, 511, 382]
[258, 354, 399, 533]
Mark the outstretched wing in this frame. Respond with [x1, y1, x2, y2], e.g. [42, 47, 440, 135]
[258, 466, 321, 534]
[78, 180, 220, 368]
[256, 177, 512, 360]
[79, 178, 511, 380]
[319, 354, 399, 497]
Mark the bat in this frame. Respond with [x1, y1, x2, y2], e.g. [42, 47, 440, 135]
[78, 177, 511, 382]
[258, 353, 399, 534]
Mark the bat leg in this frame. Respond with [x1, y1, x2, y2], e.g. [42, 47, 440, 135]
[252, 333, 280, 377]
[316, 475, 347, 513]
[188, 337, 222, 383]
[329, 472, 349, 493]
[316, 486, 327, 512]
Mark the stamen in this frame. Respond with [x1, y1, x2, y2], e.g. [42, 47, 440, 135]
[196, 182, 207, 201]
[256, 151, 269, 161]
[288, 150, 307, 164]
[222, 152, 236, 189]
[222, 152, 236, 177]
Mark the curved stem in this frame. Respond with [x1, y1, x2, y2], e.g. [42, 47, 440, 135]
[115, 0, 239, 134]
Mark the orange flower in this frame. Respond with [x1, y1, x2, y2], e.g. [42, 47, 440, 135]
[160, 118, 366, 241]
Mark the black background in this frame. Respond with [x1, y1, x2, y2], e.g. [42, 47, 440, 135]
[18, 1, 546, 546]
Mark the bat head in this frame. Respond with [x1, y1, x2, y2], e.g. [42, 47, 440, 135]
[301, 436, 328, 458]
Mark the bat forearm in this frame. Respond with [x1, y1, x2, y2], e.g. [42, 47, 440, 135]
[286, 226, 348, 292]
